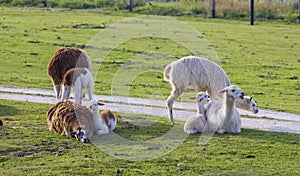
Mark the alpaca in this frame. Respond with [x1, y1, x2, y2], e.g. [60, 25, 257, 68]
[47, 47, 91, 100]
[100, 110, 117, 131]
[236, 95, 258, 114]
[204, 85, 244, 134]
[164, 56, 256, 124]
[46, 100, 107, 143]
[60, 68, 94, 104]
[89, 99, 109, 135]
[184, 92, 210, 134]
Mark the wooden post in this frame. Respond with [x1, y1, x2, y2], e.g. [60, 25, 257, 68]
[250, 0, 254, 25]
[212, 0, 216, 18]
[129, 0, 133, 12]
[298, 0, 300, 23]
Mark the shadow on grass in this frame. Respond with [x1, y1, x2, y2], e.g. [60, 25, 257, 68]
[194, 128, 300, 146]
[239, 128, 300, 145]
[0, 105, 20, 116]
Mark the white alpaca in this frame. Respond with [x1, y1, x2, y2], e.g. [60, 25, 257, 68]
[184, 92, 210, 134]
[47, 47, 91, 100]
[236, 95, 258, 114]
[89, 99, 109, 135]
[204, 85, 244, 134]
[164, 56, 257, 124]
[61, 68, 94, 104]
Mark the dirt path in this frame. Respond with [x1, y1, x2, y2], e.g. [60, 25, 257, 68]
[1, 85, 300, 134]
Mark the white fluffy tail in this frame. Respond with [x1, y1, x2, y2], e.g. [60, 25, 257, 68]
[163, 64, 172, 81]
[79, 49, 92, 71]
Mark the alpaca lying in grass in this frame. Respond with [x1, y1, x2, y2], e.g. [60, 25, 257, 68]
[46, 99, 108, 143]
[100, 110, 117, 131]
[184, 92, 210, 134]
[236, 95, 258, 114]
[204, 85, 244, 134]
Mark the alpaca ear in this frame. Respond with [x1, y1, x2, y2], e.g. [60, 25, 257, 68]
[249, 95, 254, 101]
[217, 87, 228, 95]
[217, 88, 227, 97]
[70, 131, 77, 138]
[98, 102, 105, 106]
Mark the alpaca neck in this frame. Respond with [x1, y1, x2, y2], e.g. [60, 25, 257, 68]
[197, 101, 205, 118]
[91, 108, 99, 121]
[223, 93, 235, 120]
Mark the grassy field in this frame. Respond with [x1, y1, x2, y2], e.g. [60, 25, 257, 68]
[1, 99, 300, 175]
[0, 8, 300, 175]
[0, 8, 299, 114]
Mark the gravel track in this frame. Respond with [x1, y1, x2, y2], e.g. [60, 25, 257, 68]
[1, 84, 300, 134]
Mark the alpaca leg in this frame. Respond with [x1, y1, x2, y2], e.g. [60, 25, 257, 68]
[54, 84, 60, 100]
[80, 89, 85, 100]
[96, 125, 109, 135]
[60, 85, 70, 101]
[186, 129, 198, 134]
[166, 89, 182, 125]
[74, 82, 81, 104]
[87, 84, 93, 101]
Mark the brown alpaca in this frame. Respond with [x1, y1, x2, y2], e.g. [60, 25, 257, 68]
[46, 100, 107, 143]
[99, 110, 117, 131]
[47, 47, 91, 99]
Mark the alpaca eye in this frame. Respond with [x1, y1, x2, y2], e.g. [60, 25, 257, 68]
[231, 89, 236, 92]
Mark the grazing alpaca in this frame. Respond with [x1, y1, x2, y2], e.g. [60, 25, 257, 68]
[204, 85, 244, 134]
[46, 100, 107, 143]
[164, 56, 256, 124]
[60, 68, 94, 104]
[184, 92, 210, 134]
[100, 110, 117, 131]
[47, 47, 91, 100]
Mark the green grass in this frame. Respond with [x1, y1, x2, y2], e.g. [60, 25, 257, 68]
[1, 0, 299, 22]
[0, 8, 299, 114]
[1, 8, 300, 175]
[1, 99, 300, 175]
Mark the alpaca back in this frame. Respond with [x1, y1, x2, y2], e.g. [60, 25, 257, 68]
[63, 68, 93, 87]
[46, 100, 94, 137]
[166, 56, 230, 99]
[99, 110, 116, 130]
[61, 67, 94, 103]
[47, 47, 91, 85]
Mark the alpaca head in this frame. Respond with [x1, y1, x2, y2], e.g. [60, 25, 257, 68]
[236, 95, 259, 114]
[70, 129, 88, 143]
[196, 92, 210, 104]
[89, 99, 105, 111]
[218, 85, 244, 100]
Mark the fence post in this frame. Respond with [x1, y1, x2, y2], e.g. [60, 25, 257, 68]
[212, 0, 216, 18]
[298, 0, 300, 23]
[250, 0, 254, 25]
[129, 0, 133, 12]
